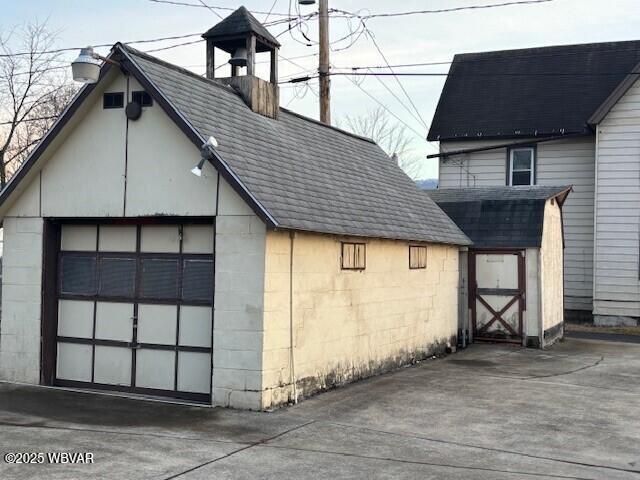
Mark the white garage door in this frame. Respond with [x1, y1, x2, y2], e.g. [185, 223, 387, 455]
[54, 223, 214, 403]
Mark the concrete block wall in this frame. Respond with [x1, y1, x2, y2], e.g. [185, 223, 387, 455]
[212, 215, 266, 410]
[262, 231, 459, 409]
[0, 217, 43, 384]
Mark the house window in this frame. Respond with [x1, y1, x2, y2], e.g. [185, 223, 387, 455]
[508, 147, 535, 186]
[132, 91, 153, 107]
[409, 245, 427, 269]
[103, 92, 124, 109]
[341, 242, 366, 270]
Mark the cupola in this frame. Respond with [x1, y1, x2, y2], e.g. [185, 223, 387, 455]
[203, 6, 281, 119]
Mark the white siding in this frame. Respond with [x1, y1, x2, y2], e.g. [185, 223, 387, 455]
[593, 78, 640, 319]
[439, 137, 595, 311]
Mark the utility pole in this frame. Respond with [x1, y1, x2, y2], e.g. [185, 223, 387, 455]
[318, 0, 331, 125]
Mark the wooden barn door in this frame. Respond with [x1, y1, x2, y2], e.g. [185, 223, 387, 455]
[469, 250, 525, 343]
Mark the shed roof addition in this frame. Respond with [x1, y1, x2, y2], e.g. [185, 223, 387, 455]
[428, 40, 640, 141]
[426, 186, 571, 248]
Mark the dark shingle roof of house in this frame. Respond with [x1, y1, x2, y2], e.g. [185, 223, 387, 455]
[202, 6, 280, 50]
[118, 46, 469, 245]
[428, 40, 640, 141]
[425, 186, 570, 248]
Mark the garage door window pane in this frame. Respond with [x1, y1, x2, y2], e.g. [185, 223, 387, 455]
[61, 255, 97, 295]
[99, 258, 136, 297]
[140, 258, 179, 299]
[182, 259, 213, 302]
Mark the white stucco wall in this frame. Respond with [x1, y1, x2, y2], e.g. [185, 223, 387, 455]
[0, 70, 268, 407]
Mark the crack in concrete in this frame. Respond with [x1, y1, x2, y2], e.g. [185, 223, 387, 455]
[257, 443, 598, 480]
[160, 420, 316, 480]
[314, 420, 640, 477]
[523, 356, 605, 380]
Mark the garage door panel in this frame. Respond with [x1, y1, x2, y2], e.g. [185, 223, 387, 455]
[55, 222, 213, 402]
[138, 304, 177, 345]
[61, 225, 97, 251]
[94, 346, 132, 386]
[136, 349, 175, 390]
[99, 225, 136, 252]
[178, 352, 211, 393]
[58, 300, 94, 338]
[179, 306, 212, 348]
[95, 302, 133, 342]
[183, 225, 213, 254]
[140, 225, 180, 253]
[57, 342, 92, 382]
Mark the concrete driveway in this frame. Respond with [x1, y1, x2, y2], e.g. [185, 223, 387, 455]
[1, 337, 640, 480]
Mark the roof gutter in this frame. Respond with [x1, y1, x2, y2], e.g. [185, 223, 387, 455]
[116, 44, 279, 229]
[427, 132, 589, 160]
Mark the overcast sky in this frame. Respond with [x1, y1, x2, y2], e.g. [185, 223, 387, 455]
[4, 0, 640, 178]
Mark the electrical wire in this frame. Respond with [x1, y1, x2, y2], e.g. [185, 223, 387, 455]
[338, 0, 554, 19]
[263, 0, 280, 23]
[360, 20, 429, 131]
[196, 0, 223, 20]
[148, 0, 293, 17]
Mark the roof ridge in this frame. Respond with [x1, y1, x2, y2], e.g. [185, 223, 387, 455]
[280, 107, 376, 144]
[118, 44, 378, 146]
[454, 39, 640, 60]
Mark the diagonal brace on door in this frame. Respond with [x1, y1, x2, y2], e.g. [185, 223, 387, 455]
[476, 293, 521, 336]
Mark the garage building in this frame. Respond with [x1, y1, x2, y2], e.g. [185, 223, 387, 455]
[0, 8, 470, 410]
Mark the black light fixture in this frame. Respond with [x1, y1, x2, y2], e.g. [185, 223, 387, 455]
[298, 0, 316, 4]
[192, 136, 219, 177]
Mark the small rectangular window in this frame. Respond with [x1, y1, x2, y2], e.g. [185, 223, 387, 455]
[409, 246, 427, 269]
[508, 147, 535, 186]
[341, 242, 366, 270]
[98, 257, 136, 298]
[132, 91, 153, 107]
[61, 255, 97, 295]
[182, 259, 214, 302]
[103, 92, 124, 109]
[140, 258, 179, 300]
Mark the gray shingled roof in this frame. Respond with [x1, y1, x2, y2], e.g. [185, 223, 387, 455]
[120, 46, 470, 245]
[202, 6, 280, 50]
[425, 186, 570, 248]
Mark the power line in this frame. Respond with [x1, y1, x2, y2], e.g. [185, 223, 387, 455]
[361, 21, 429, 131]
[147, 0, 292, 17]
[196, 0, 223, 20]
[339, 0, 554, 19]
[286, 70, 640, 83]
[263, 0, 280, 23]
[0, 32, 204, 58]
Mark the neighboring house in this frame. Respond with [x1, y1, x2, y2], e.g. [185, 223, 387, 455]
[0, 8, 470, 410]
[428, 41, 640, 326]
[427, 186, 570, 348]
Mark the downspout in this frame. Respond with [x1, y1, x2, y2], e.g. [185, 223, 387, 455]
[289, 231, 298, 403]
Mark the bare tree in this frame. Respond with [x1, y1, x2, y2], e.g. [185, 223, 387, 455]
[0, 22, 76, 188]
[338, 107, 422, 178]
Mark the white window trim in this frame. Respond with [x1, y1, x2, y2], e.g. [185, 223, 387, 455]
[508, 147, 535, 186]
